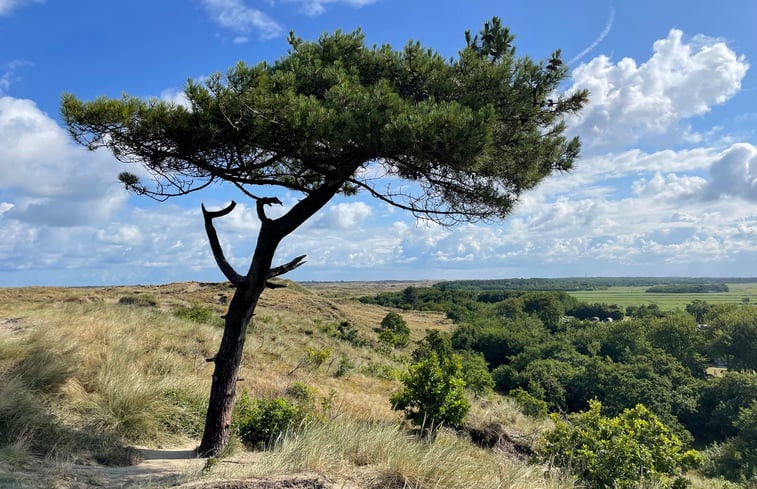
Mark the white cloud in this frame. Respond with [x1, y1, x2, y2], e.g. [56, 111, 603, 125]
[311, 201, 373, 229]
[0, 60, 32, 95]
[159, 87, 190, 108]
[0, 0, 42, 16]
[201, 0, 283, 40]
[0, 96, 129, 226]
[703, 143, 757, 201]
[631, 172, 706, 200]
[567, 29, 748, 152]
[285, 0, 377, 16]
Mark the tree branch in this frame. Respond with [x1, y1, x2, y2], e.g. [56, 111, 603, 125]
[268, 254, 307, 279]
[256, 197, 283, 223]
[201, 201, 245, 285]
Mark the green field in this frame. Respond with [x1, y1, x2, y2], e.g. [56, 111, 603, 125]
[567, 282, 757, 310]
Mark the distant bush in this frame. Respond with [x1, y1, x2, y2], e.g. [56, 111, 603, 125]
[335, 320, 366, 346]
[333, 355, 354, 377]
[509, 388, 547, 418]
[377, 312, 410, 348]
[173, 304, 222, 326]
[458, 351, 494, 396]
[118, 295, 157, 307]
[568, 302, 624, 321]
[360, 361, 401, 381]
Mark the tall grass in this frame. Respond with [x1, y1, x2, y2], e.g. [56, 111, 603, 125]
[0, 301, 218, 461]
[214, 417, 574, 489]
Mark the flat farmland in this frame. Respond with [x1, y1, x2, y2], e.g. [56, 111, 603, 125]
[567, 282, 757, 310]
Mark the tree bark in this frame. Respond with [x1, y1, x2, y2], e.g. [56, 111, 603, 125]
[197, 225, 279, 456]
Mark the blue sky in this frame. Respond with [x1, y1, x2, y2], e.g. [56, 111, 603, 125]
[0, 0, 756, 285]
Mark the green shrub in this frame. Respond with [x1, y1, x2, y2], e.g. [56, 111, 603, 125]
[509, 387, 547, 418]
[491, 364, 519, 392]
[459, 351, 494, 396]
[334, 355, 354, 377]
[235, 395, 303, 449]
[285, 381, 317, 406]
[702, 401, 757, 481]
[335, 321, 365, 346]
[391, 352, 470, 433]
[540, 400, 701, 489]
[377, 312, 410, 348]
[305, 346, 331, 369]
[377, 329, 410, 348]
[360, 361, 400, 380]
[173, 304, 223, 326]
[118, 295, 157, 307]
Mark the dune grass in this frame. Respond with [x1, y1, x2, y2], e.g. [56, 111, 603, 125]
[212, 417, 575, 489]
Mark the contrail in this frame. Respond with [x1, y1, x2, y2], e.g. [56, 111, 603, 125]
[567, 3, 615, 65]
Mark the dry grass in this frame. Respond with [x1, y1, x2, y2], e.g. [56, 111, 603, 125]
[212, 418, 574, 489]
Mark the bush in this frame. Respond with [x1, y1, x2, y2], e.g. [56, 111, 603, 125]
[702, 401, 757, 481]
[509, 387, 547, 418]
[333, 355, 354, 377]
[378, 329, 409, 348]
[234, 394, 303, 449]
[173, 304, 222, 326]
[118, 295, 157, 307]
[491, 364, 519, 393]
[335, 321, 365, 346]
[390, 352, 470, 433]
[540, 400, 700, 489]
[458, 351, 494, 396]
[377, 312, 410, 348]
[381, 312, 410, 335]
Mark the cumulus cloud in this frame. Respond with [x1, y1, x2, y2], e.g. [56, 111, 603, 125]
[631, 172, 706, 200]
[313, 201, 373, 229]
[567, 29, 748, 151]
[0, 0, 42, 16]
[702, 143, 757, 201]
[201, 0, 283, 40]
[0, 96, 129, 226]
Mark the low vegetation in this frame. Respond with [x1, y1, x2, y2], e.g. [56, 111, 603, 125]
[1, 280, 755, 488]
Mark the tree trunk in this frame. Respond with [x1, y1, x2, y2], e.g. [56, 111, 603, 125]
[196, 172, 355, 457]
[197, 229, 278, 457]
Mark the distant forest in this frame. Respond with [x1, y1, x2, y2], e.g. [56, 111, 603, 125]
[645, 283, 729, 294]
[435, 277, 755, 292]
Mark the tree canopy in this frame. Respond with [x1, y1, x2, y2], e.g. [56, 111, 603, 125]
[62, 18, 586, 225]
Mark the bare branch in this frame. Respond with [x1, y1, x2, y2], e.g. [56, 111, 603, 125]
[201, 202, 245, 285]
[256, 196, 283, 223]
[268, 254, 307, 279]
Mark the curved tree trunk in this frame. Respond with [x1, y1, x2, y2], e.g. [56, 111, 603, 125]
[196, 172, 355, 457]
[197, 227, 279, 456]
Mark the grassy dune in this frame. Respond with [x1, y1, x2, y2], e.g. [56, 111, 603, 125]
[0, 282, 575, 489]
